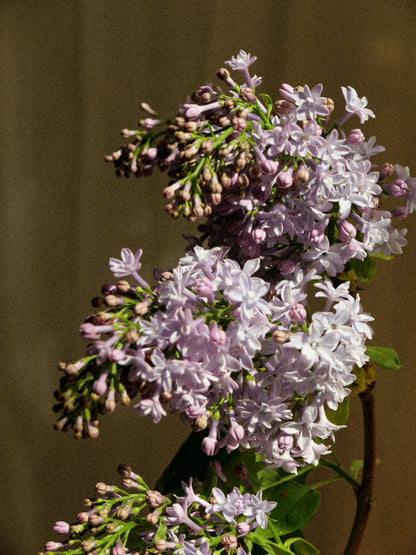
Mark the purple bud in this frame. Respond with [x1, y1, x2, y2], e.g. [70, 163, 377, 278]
[252, 228, 266, 244]
[279, 83, 294, 100]
[236, 521, 251, 536]
[347, 128, 365, 145]
[288, 303, 307, 323]
[221, 535, 238, 550]
[278, 433, 293, 451]
[338, 220, 357, 242]
[146, 490, 164, 507]
[308, 228, 325, 245]
[45, 541, 65, 552]
[390, 179, 407, 197]
[194, 276, 214, 298]
[278, 259, 296, 275]
[391, 206, 407, 220]
[277, 171, 293, 189]
[53, 521, 70, 535]
[239, 87, 256, 102]
[109, 349, 126, 362]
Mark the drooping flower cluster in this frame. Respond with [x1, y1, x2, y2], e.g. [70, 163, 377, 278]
[106, 50, 414, 281]
[42, 465, 276, 555]
[55, 244, 372, 471]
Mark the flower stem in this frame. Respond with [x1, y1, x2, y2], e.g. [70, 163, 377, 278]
[343, 381, 376, 555]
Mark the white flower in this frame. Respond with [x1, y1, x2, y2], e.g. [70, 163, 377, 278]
[341, 86, 375, 124]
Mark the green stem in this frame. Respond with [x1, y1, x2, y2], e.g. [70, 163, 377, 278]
[309, 475, 341, 490]
[262, 465, 313, 491]
[319, 458, 360, 489]
[343, 382, 376, 555]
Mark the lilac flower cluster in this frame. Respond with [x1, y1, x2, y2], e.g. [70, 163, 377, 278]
[107, 50, 415, 281]
[42, 465, 276, 554]
[55, 243, 372, 471]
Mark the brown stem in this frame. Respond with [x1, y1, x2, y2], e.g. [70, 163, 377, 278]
[343, 380, 377, 555]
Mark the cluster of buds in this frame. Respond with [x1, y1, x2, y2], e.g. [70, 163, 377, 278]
[41, 465, 276, 554]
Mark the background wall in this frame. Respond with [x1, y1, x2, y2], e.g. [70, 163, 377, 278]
[2, 1, 416, 553]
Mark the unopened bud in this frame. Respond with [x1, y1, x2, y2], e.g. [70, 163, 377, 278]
[116, 507, 130, 520]
[146, 511, 160, 525]
[155, 540, 167, 553]
[95, 482, 111, 496]
[146, 490, 164, 507]
[217, 67, 231, 81]
[380, 162, 394, 179]
[194, 416, 208, 431]
[126, 328, 139, 343]
[273, 330, 288, 343]
[324, 97, 335, 113]
[273, 99, 292, 115]
[140, 102, 156, 115]
[134, 302, 148, 316]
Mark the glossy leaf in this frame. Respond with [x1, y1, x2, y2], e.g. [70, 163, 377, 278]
[267, 481, 320, 535]
[366, 346, 402, 369]
[326, 397, 349, 425]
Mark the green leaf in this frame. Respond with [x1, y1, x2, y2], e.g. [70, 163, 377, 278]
[216, 447, 265, 492]
[154, 523, 167, 541]
[267, 481, 320, 535]
[284, 537, 320, 555]
[259, 93, 274, 117]
[325, 397, 349, 426]
[154, 430, 210, 495]
[366, 346, 402, 369]
[350, 459, 363, 480]
[346, 256, 376, 283]
[201, 462, 217, 498]
[370, 252, 393, 261]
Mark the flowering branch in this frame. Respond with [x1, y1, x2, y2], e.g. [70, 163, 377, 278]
[43, 50, 413, 554]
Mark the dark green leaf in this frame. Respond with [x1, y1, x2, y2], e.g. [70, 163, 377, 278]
[325, 397, 349, 426]
[154, 523, 167, 541]
[154, 431, 210, 494]
[347, 256, 376, 283]
[216, 447, 265, 492]
[201, 462, 217, 498]
[284, 537, 320, 555]
[267, 481, 320, 535]
[366, 346, 402, 369]
[350, 459, 363, 480]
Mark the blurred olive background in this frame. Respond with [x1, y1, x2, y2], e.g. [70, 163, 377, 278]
[2, 1, 416, 553]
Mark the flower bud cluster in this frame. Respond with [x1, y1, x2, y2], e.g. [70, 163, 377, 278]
[107, 50, 415, 280]
[42, 467, 275, 554]
[54, 245, 372, 470]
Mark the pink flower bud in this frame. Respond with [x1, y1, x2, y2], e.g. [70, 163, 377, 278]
[288, 303, 307, 323]
[347, 128, 365, 145]
[239, 87, 256, 102]
[308, 228, 325, 245]
[380, 162, 394, 179]
[274, 99, 292, 115]
[252, 227, 266, 244]
[391, 206, 407, 220]
[221, 535, 238, 550]
[390, 179, 407, 197]
[278, 259, 296, 275]
[279, 83, 294, 100]
[338, 220, 357, 242]
[236, 521, 251, 536]
[53, 521, 70, 535]
[146, 490, 164, 507]
[278, 433, 294, 451]
[277, 171, 293, 189]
